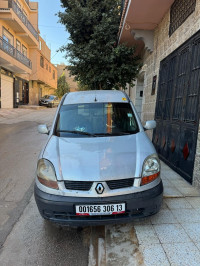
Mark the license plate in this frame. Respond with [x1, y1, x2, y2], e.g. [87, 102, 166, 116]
[76, 203, 125, 216]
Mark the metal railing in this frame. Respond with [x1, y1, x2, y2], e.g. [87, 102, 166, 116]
[8, 0, 39, 41]
[0, 37, 32, 69]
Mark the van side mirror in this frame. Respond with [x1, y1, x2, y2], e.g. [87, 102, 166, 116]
[38, 124, 49, 135]
[144, 120, 156, 131]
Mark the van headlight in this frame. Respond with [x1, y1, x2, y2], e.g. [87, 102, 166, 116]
[141, 155, 160, 186]
[37, 159, 58, 189]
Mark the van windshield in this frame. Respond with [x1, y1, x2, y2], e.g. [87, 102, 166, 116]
[55, 102, 139, 137]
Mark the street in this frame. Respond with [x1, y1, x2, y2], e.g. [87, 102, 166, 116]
[0, 108, 143, 266]
[1, 108, 200, 266]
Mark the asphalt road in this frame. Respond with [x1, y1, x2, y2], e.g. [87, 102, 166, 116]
[0, 108, 142, 266]
[0, 108, 90, 266]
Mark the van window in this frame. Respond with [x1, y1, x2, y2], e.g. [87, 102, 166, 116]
[56, 102, 139, 137]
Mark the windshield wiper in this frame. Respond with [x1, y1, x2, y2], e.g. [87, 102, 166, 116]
[94, 132, 131, 136]
[57, 130, 97, 137]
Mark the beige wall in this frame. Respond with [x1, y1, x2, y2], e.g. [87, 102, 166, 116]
[29, 48, 57, 89]
[29, 80, 56, 105]
[39, 36, 51, 61]
[56, 64, 78, 92]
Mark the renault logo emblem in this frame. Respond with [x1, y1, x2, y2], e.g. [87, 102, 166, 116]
[95, 183, 104, 194]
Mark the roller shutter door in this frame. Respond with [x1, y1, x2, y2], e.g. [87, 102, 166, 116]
[1, 74, 14, 108]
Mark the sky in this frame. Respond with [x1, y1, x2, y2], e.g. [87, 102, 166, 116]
[37, 0, 70, 65]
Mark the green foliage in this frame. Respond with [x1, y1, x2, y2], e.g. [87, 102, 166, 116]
[56, 74, 70, 98]
[58, 0, 141, 90]
[77, 81, 90, 91]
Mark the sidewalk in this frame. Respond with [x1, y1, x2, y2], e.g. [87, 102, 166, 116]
[132, 161, 200, 266]
[0, 107, 56, 125]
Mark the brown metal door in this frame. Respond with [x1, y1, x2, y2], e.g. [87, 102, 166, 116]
[153, 32, 200, 183]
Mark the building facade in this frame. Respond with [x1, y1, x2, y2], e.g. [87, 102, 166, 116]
[56, 64, 78, 93]
[29, 36, 57, 105]
[119, 0, 200, 188]
[0, 0, 57, 108]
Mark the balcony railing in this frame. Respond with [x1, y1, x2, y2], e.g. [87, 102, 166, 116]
[8, 0, 39, 41]
[0, 37, 32, 69]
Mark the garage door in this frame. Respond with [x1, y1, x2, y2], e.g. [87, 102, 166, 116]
[1, 74, 14, 108]
[153, 32, 200, 184]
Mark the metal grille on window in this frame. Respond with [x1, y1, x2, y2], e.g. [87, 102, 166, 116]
[169, 0, 196, 36]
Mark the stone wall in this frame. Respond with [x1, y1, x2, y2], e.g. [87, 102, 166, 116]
[142, 0, 200, 126]
[141, 0, 200, 187]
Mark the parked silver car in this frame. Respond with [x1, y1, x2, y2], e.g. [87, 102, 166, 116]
[35, 90, 163, 226]
[39, 95, 59, 108]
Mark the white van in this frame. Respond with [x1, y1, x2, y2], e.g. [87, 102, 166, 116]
[35, 90, 163, 226]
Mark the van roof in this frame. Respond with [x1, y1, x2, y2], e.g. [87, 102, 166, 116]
[63, 90, 129, 105]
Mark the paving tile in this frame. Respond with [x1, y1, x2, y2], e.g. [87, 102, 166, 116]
[163, 242, 200, 266]
[134, 225, 159, 245]
[139, 243, 170, 266]
[160, 175, 168, 181]
[176, 186, 200, 197]
[150, 209, 177, 224]
[162, 171, 182, 181]
[171, 209, 200, 223]
[186, 197, 200, 208]
[169, 179, 192, 188]
[162, 179, 173, 187]
[163, 186, 183, 197]
[195, 242, 200, 251]
[165, 198, 193, 209]
[181, 223, 200, 242]
[153, 224, 191, 244]
[161, 200, 168, 209]
[133, 217, 152, 225]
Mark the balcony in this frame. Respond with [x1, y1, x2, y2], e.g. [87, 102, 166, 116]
[119, 0, 175, 53]
[0, 37, 32, 69]
[8, 0, 39, 41]
[0, 0, 39, 45]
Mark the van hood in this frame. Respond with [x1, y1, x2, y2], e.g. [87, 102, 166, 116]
[42, 133, 156, 181]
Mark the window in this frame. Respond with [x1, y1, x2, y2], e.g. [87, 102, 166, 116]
[46, 64, 48, 71]
[39, 40, 42, 50]
[169, 0, 196, 36]
[16, 40, 21, 51]
[40, 56, 44, 68]
[49, 66, 51, 73]
[53, 70, 55, 79]
[56, 103, 139, 137]
[22, 45, 27, 57]
[2, 28, 14, 45]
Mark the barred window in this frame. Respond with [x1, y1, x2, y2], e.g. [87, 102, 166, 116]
[40, 56, 44, 68]
[169, 0, 196, 36]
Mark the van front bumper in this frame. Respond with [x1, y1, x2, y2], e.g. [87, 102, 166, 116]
[34, 181, 163, 226]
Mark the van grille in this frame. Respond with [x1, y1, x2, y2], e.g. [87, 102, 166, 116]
[64, 178, 134, 191]
[64, 181, 93, 191]
[106, 178, 134, 190]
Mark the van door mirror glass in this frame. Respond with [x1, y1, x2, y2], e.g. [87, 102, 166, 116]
[144, 120, 156, 131]
[38, 124, 49, 134]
